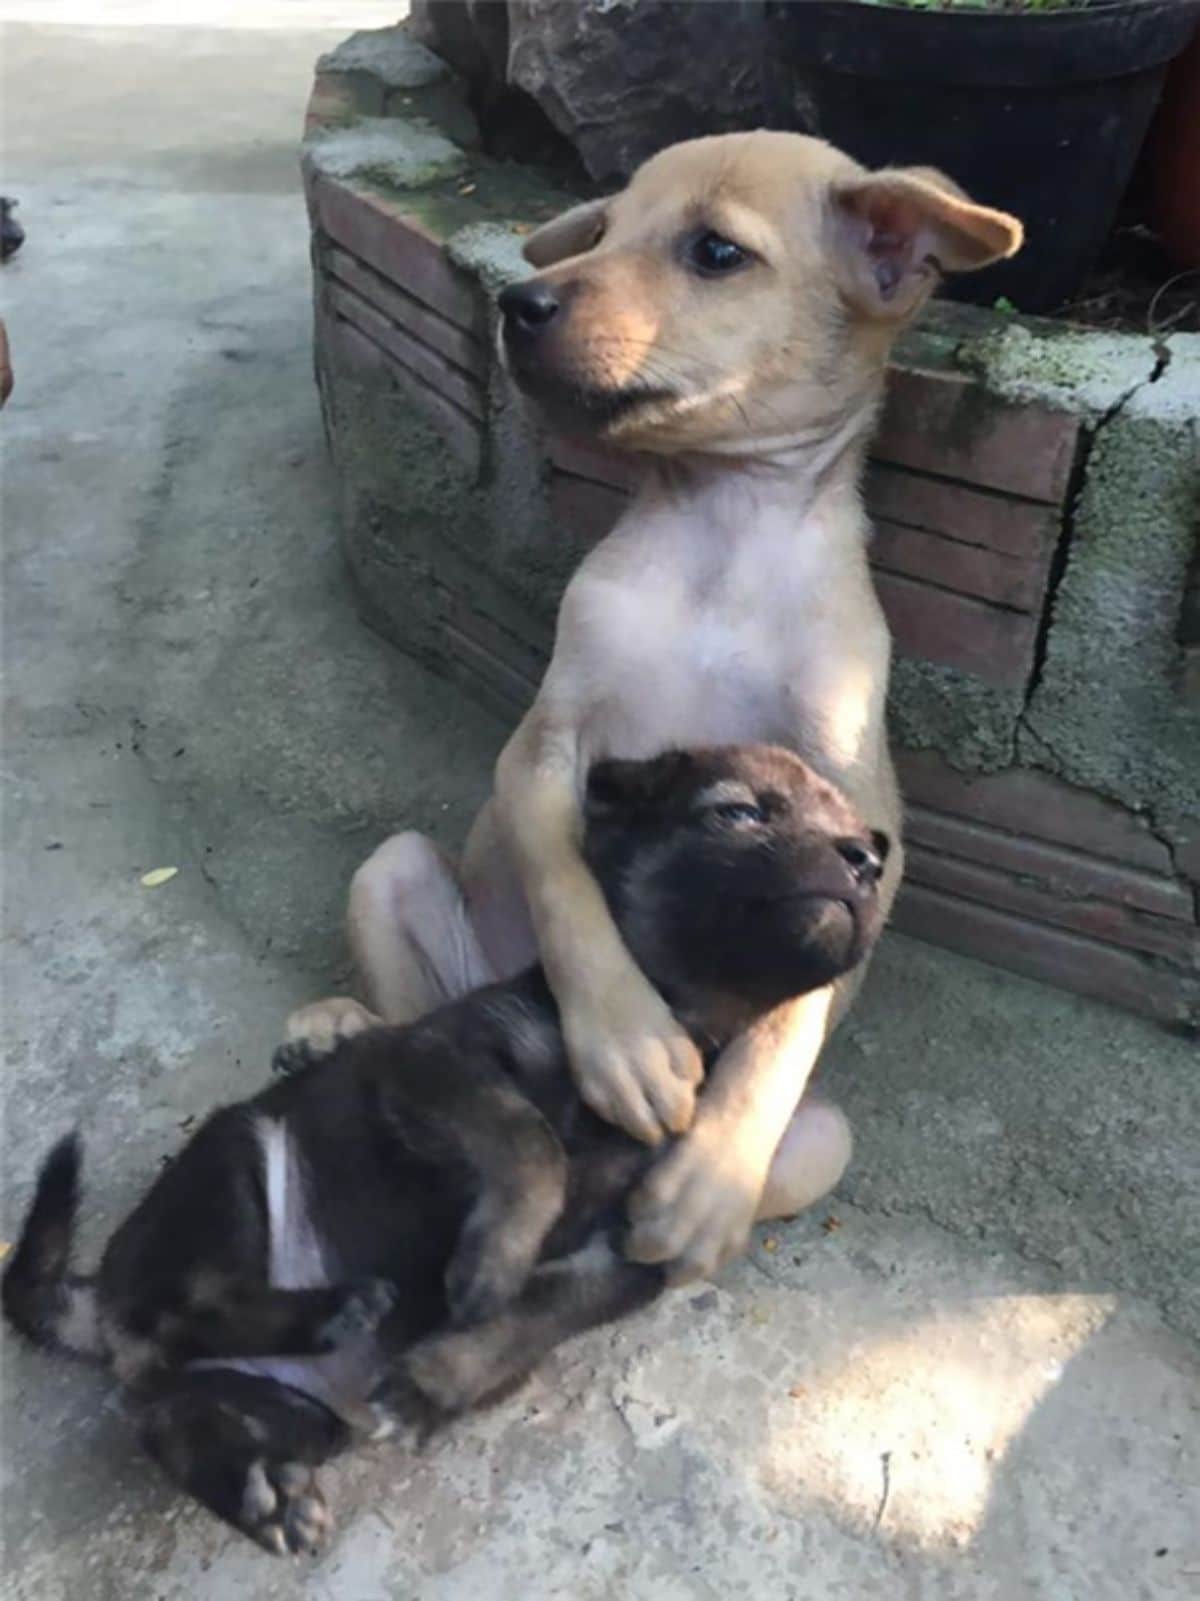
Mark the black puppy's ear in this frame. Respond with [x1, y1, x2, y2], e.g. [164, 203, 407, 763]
[584, 751, 693, 821]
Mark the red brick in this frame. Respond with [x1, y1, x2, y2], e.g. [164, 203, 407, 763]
[894, 749, 1175, 875]
[891, 884, 1199, 1028]
[445, 593, 547, 688]
[549, 470, 629, 546]
[870, 519, 1045, 611]
[905, 843, 1198, 968]
[442, 621, 538, 717]
[876, 366, 1079, 506]
[318, 305, 387, 381]
[905, 804, 1193, 922]
[328, 282, 484, 420]
[326, 247, 486, 380]
[864, 464, 1060, 561]
[320, 306, 482, 471]
[545, 435, 642, 493]
[311, 176, 483, 333]
[873, 571, 1036, 688]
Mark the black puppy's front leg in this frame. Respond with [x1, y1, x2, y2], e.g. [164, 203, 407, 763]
[441, 1086, 569, 1325]
[379, 1050, 568, 1325]
[138, 1368, 350, 1555]
[393, 1231, 665, 1416]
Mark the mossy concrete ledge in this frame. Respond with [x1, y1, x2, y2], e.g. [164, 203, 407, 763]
[303, 25, 1200, 1029]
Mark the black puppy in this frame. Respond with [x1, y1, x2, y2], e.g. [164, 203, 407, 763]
[4, 745, 887, 1556]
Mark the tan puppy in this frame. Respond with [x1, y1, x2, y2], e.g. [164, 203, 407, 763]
[287, 132, 1021, 1282]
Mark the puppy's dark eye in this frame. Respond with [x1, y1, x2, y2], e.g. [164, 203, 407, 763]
[712, 801, 764, 826]
[687, 231, 750, 277]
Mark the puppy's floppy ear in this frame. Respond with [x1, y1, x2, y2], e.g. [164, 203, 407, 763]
[831, 168, 1023, 321]
[523, 198, 609, 268]
[584, 751, 694, 822]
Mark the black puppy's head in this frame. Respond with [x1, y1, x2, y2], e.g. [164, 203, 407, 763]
[583, 744, 888, 1036]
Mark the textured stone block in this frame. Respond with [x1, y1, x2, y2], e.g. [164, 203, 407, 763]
[311, 176, 484, 333]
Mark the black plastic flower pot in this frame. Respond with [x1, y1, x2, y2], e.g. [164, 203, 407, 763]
[765, 0, 1200, 313]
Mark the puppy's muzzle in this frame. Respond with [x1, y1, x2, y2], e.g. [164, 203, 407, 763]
[788, 830, 889, 909]
[834, 832, 888, 890]
[498, 280, 561, 350]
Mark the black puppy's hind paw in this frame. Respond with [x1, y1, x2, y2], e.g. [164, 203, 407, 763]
[240, 1459, 333, 1557]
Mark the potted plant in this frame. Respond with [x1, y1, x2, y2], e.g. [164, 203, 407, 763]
[765, 0, 1200, 312]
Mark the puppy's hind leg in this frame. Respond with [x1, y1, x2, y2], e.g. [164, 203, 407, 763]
[349, 832, 496, 1020]
[756, 1094, 853, 1223]
[276, 833, 499, 1075]
[138, 1368, 350, 1555]
[395, 1233, 665, 1418]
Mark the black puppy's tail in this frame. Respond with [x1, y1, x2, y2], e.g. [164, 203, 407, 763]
[3, 1134, 103, 1358]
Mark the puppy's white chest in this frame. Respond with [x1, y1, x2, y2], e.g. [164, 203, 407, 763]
[585, 591, 792, 758]
[570, 507, 852, 761]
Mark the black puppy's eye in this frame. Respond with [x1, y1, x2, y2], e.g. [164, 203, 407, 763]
[687, 231, 750, 277]
[713, 801, 764, 826]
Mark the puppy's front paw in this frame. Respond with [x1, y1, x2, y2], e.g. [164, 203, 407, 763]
[273, 996, 379, 1077]
[626, 1126, 766, 1285]
[240, 1459, 333, 1557]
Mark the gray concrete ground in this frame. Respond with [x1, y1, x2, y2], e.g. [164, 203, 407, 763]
[2, 10, 1198, 1599]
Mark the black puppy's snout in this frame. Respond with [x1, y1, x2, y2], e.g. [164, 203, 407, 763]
[499, 280, 560, 338]
[835, 835, 886, 887]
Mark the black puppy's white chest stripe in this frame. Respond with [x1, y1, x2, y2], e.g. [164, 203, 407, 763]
[258, 1117, 328, 1290]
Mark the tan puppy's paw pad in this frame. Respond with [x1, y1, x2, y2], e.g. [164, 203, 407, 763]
[272, 996, 379, 1076]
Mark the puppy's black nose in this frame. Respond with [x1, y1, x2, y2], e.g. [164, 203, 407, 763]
[835, 836, 885, 886]
[499, 280, 560, 337]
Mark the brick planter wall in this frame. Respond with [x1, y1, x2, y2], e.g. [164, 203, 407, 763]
[303, 26, 1200, 1030]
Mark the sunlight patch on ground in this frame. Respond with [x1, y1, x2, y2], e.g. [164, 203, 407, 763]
[757, 1291, 1118, 1550]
